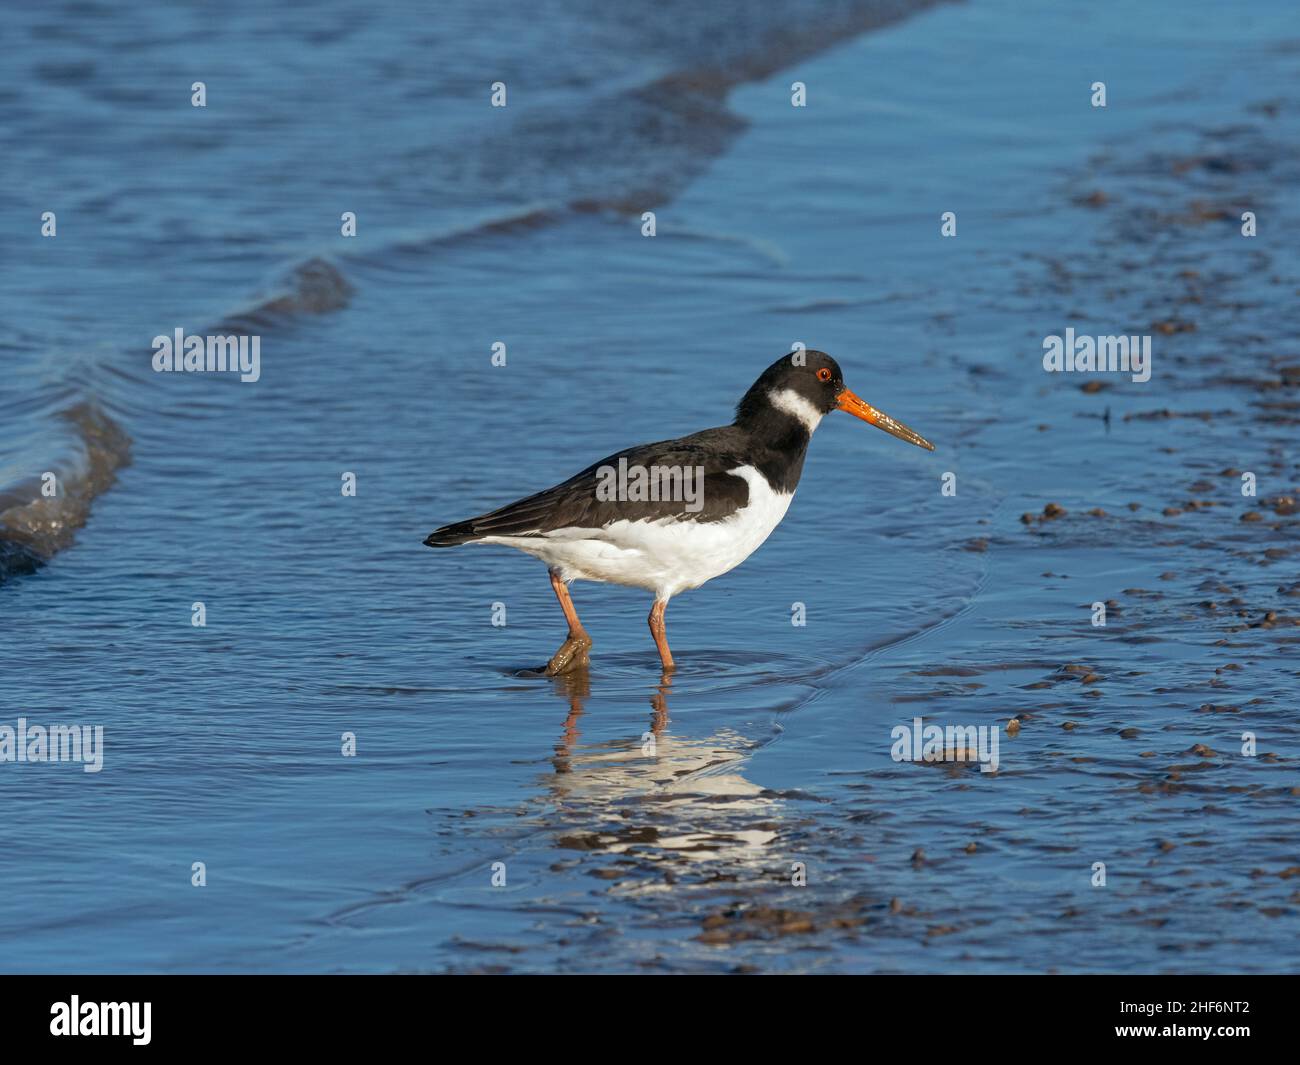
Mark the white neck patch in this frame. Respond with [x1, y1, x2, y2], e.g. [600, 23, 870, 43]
[768, 388, 825, 433]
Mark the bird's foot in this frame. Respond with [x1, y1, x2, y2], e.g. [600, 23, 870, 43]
[543, 632, 592, 676]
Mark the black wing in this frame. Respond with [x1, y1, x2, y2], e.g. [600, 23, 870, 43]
[424, 426, 753, 546]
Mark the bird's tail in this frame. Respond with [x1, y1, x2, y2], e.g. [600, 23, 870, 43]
[422, 520, 481, 547]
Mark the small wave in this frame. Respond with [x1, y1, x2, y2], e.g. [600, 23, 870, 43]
[346, 1, 948, 266]
[0, 256, 355, 586]
[0, 402, 132, 583]
[215, 256, 355, 333]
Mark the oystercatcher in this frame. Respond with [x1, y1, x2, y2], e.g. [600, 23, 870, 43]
[425, 350, 934, 675]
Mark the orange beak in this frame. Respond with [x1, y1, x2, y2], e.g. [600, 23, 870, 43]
[836, 388, 935, 451]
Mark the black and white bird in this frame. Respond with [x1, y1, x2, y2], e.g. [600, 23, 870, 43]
[425, 350, 934, 675]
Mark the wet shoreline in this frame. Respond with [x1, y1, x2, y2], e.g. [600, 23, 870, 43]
[1, 0, 1296, 974]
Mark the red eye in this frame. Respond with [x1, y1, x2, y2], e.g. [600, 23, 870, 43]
[816, 368, 832, 382]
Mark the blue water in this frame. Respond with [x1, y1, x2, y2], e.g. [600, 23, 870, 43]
[2, 0, 1298, 973]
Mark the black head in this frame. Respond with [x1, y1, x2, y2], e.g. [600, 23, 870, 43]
[735, 349, 935, 450]
[734, 350, 843, 429]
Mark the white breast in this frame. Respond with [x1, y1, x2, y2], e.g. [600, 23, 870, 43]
[479, 465, 793, 600]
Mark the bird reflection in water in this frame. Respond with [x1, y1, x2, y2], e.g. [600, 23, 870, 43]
[550, 668, 671, 773]
[540, 666, 780, 866]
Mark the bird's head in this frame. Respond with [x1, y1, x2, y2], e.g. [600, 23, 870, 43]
[735, 350, 935, 451]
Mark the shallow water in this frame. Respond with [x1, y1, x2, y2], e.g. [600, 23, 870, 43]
[1, 0, 1298, 973]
